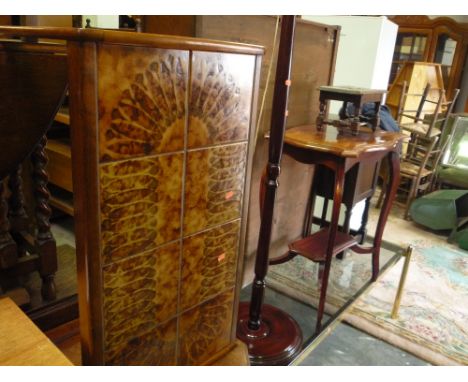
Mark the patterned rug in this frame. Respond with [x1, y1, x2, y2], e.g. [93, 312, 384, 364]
[267, 244, 468, 365]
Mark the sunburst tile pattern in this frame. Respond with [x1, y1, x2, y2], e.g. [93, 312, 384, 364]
[178, 289, 234, 365]
[188, 51, 255, 148]
[180, 220, 240, 311]
[98, 45, 188, 162]
[100, 153, 183, 264]
[184, 143, 247, 235]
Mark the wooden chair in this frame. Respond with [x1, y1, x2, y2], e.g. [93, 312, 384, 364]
[377, 82, 460, 218]
[0, 40, 68, 303]
[397, 81, 460, 140]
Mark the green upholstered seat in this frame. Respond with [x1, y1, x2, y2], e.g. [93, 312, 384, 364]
[410, 190, 468, 249]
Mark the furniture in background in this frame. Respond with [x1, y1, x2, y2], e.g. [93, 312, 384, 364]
[0, 26, 263, 366]
[268, 124, 403, 333]
[410, 190, 468, 242]
[310, 86, 388, 245]
[397, 81, 460, 140]
[0, 40, 67, 304]
[316, 86, 386, 134]
[388, 16, 468, 112]
[386, 62, 446, 120]
[435, 113, 468, 189]
[379, 81, 460, 219]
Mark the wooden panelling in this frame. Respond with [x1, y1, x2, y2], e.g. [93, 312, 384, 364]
[98, 45, 188, 162]
[180, 220, 240, 311]
[141, 16, 196, 37]
[188, 52, 255, 148]
[184, 143, 247, 235]
[178, 289, 234, 365]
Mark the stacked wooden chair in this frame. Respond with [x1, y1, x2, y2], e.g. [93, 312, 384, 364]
[378, 81, 460, 219]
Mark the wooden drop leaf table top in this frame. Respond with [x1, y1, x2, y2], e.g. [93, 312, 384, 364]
[283, 124, 405, 158]
[0, 297, 73, 366]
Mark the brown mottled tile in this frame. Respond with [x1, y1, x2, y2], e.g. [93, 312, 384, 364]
[188, 52, 255, 148]
[178, 289, 234, 365]
[98, 45, 188, 162]
[181, 220, 240, 311]
[184, 143, 247, 235]
[104, 317, 178, 366]
[102, 242, 180, 365]
[100, 153, 183, 264]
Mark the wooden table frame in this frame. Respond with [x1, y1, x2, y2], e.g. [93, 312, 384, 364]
[272, 125, 403, 333]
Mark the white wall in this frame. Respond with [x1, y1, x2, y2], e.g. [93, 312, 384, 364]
[303, 16, 398, 115]
[82, 15, 119, 29]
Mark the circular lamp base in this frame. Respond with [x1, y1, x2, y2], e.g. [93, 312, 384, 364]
[236, 302, 303, 366]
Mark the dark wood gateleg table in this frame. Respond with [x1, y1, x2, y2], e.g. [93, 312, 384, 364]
[278, 124, 404, 333]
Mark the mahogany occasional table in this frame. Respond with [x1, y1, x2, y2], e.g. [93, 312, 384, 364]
[277, 124, 404, 333]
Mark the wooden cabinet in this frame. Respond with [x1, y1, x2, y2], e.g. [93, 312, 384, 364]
[74, 35, 262, 366]
[0, 27, 263, 365]
[389, 16, 468, 111]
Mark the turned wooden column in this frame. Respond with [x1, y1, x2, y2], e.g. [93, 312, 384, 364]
[31, 135, 57, 301]
[237, 15, 303, 366]
[0, 179, 17, 269]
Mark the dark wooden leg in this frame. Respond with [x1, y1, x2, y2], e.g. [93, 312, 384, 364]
[351, 105, 362, 135]
[302, 169, 318, 238]
[372, 150, 400, 281]
[0, 179, 18, 269]
[373, 101, 381, 131]
[31, 136, 57, 301]
[320, 198, 329, 228]
[357, 198, 371, 244]
[316, 100, 326, 131]
[7, 165, 29, 233]
[404, 178, 416, 220]
[315, 163, 345, 333]
[336, 203, 352, 260]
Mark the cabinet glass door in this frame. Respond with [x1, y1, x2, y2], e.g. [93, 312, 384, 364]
[390, 32, 428, 83]
[434, 33, 458, 91]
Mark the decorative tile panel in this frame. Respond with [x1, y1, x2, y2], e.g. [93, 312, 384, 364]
[180, 220, 240, 311]
[104, 317, 178, 366]
[98, 45, 188, 162]
[100, 154, 183, 264]
[188, 52, 255, 148]
[102, 241, 180, 365]
[184, 143, 247, 235]
[178, 289, 234, 365]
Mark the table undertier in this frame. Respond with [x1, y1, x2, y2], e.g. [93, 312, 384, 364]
[288, 228, 358, 262]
